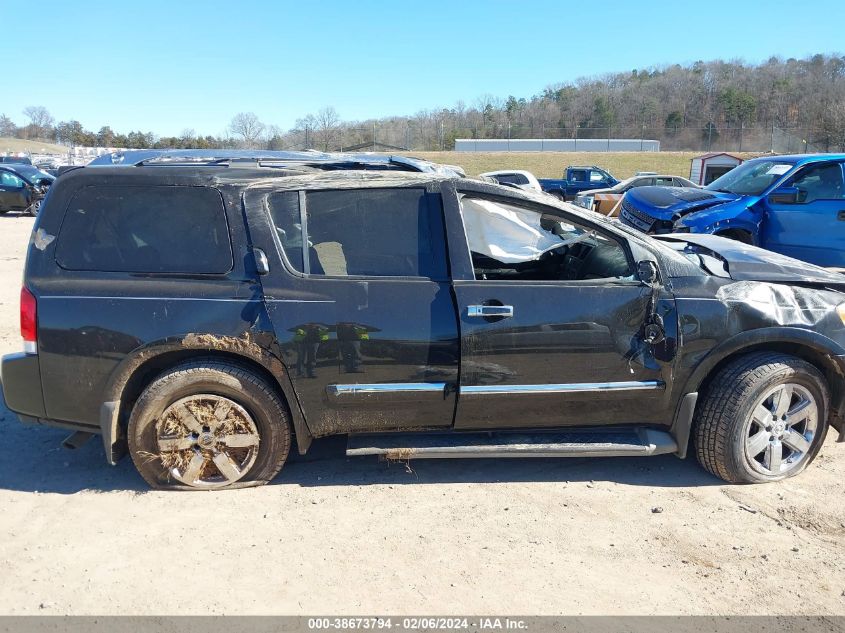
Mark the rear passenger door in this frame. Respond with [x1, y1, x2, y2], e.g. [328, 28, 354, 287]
[246, 183, 460, 437]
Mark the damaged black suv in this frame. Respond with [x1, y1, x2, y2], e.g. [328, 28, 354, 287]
[3, 150, 845, 490]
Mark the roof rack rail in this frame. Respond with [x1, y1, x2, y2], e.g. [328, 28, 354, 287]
[86, 150, 464, 176]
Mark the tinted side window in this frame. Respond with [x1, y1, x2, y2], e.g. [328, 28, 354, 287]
[267, 188, 446, 279]
[56, 185, 233, 273]
[790, 163, 845, 203]
[570, 170, 587, 182]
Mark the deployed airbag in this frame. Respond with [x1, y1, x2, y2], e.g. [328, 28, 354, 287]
[461, 197, 564, 263]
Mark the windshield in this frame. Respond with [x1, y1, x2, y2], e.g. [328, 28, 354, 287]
[10, 165, 54, 184]
[705, 159, 795, 196]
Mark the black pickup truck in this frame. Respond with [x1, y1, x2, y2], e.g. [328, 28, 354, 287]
[3, 150, 845, 490]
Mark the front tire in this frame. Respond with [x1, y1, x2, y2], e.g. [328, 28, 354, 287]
[25, 200, 41, 216]
[128, 359, 292, 490]
[693, 352, 829, 483]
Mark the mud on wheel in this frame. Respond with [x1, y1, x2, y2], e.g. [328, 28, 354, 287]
[128, 359, 291, 490]
[693, 352, 830, 484]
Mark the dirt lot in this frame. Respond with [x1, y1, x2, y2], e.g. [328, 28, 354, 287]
[1, 213, 844, 615]
[411, 151, 758, 179]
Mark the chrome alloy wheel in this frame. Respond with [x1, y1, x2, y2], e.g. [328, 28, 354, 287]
[744, 383, 818, 477]
[155, 394, 260, 489]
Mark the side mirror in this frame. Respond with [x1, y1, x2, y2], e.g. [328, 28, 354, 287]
[637, 260, 660, 286]
[769, 186, 799, 205]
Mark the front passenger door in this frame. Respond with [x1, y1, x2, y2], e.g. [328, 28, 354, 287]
[445, 185, 675, 431]
[0, 170, 27, 211]
[762, 161, 845, 266]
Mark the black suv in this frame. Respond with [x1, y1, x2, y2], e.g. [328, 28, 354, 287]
[3, 151, 845, 490]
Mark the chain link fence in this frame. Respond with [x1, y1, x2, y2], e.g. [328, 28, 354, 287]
[286, 123, 845, 154]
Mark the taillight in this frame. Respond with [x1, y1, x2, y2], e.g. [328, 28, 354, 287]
[20, 287, 37, 354]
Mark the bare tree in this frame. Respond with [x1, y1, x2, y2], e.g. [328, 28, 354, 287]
[228, 112, 266, 148]
[313, 107, 341, 151]
[22, 106, 54, 140]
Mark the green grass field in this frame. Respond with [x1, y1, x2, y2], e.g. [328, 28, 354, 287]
[0, 137, 67, 155]
[411, 151, 757, 179]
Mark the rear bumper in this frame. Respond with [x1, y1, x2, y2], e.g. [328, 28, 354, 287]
[2, 352, 102, 435]
[1, 352, 46, 418]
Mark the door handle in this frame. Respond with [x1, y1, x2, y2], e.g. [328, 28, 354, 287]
[467, 305, 514, 318]
[838, 211, 845, 221]
[253, 248, 270, 275]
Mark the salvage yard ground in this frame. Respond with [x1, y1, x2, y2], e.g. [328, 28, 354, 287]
[1, 213, 845, 615]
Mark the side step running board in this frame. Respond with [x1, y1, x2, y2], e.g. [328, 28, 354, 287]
[346, 428, 677, 460]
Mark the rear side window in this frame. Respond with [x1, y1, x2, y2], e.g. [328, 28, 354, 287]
[495, 173, 529, 186]
[56, 185, 233, 273]
[266, 187, 447, 279]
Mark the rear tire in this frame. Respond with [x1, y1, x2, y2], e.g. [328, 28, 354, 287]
[693, 352, 829, 483]
[128, 359, 291, 490]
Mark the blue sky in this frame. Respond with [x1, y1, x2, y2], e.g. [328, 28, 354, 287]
[6, 0, 844, 136]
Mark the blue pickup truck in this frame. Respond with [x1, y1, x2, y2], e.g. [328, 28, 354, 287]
[618, 154, 845, 268]
[538, 165, 619, 201]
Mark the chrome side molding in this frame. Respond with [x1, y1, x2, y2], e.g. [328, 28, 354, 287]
[461, 380, 664, 395]
[326, 380, 663, 398]
[328, 383, 447, 397]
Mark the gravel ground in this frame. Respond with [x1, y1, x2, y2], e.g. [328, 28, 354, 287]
[1, 214, 844, 615]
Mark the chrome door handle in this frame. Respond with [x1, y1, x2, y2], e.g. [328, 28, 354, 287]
[467, 305, 514, 318]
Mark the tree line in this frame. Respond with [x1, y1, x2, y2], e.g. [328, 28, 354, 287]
[2, 53, 844, 153]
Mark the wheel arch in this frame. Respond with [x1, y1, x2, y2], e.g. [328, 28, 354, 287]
[713, 227, 754, 245]
[99, 334, 313, 464]
[672, 327, 845, 456]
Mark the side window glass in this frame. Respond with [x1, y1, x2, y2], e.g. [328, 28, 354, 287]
[0, 172, 24, 187]
[589, 170, 606, 183]
[655, 177, 674, 186]
[459, 195, 634, 282]
[56, 185, 233, 273]
[790, 163, 845, 203]
[570, 170, 587, 182]
[632, 178, 655, 188]
[268, 188, 447, 279]
[266, 191, 305, 272]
